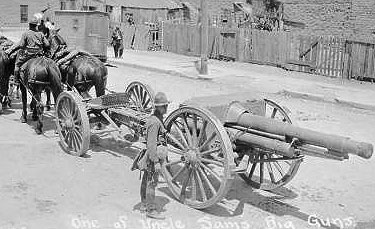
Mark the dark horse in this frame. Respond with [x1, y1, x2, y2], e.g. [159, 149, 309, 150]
[0, 36, 15, 112]
[19, 56, 63, 134]
[48, 33, 108, 99]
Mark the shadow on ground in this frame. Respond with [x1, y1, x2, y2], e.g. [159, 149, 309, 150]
[159, 177, 341, 229]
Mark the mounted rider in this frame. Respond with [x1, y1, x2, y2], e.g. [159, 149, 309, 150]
[5, 18, 50, 85]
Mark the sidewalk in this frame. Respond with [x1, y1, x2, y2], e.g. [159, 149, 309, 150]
[107, 48, 375, 111]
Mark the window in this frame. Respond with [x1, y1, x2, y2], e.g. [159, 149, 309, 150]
[69, 0, 77, 10]
[106, 5, 113, 13]
[60, 1, 66, 10]
[20, 5, 28, 23]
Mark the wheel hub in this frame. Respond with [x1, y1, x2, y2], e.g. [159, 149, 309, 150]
[64, 118, 74, 129]
[185, 149, 199, 165]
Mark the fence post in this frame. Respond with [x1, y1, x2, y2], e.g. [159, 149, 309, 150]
[236, 28, 243, 62]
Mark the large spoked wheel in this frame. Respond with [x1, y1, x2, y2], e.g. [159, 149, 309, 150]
[125, 81, 155, 114]
[162, 106, 236, 209]
[55, 91, 90, 157]
[239, 99, 303, 190]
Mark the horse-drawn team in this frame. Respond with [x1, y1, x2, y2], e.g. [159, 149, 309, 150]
[0, 17, 108, 134]
[0, 17, 171, 219]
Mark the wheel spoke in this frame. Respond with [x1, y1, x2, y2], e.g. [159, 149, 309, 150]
[71, 131, 79, 151]
[172, 122, 189, 148]
[198, 166, 217, 196]
[195, 168, 207, 201]
[168, 145, 185, 155]
[167, 133, 186, 150]
[248, 159, 257, 180]
[172, 164, 187, 181]
[266, 160, 276, 184]
[199, 147, 221, 156]
[144, 98, 151, 110]
[72, 128, 83, 144]
[179, 167, 193, 202]
[181, 114, 193, 147]
[191, 169, 197, 201]
[260, 154, 264, 184]
[199, 132, 217, 151]
[191, 114, 198, 147]
[141, 89, 147, 106]
[201, 158, 223, 167]
[199, 162, 221, 182]
[197, 120, 208, 146]
[273, 161, 284, 176]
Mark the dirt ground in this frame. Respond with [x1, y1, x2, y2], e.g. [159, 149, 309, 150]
[0, 59, 375, 229]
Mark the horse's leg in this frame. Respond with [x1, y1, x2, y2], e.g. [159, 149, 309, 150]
[94, 71, 107, 97]
[45, 88, 51, 111]
[30, 97, 35, 113]
[33, 90, 43, 135]
[20, 83, 27, 123]
[31, 96, 38, 121]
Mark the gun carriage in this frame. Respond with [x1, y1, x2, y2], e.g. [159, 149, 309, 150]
[55, 81, 373, 209]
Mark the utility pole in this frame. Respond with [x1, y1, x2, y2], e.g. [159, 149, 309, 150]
[200, 0, 208, 75]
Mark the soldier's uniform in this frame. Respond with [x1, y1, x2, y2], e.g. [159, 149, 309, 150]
[139, 92, 169, 220]
[7, 18, 50, 84]
[140, 115, 166, 211]
[111, 27, 123, 58]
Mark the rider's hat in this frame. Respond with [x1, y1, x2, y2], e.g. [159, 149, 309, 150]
[154, 92, 170, 107]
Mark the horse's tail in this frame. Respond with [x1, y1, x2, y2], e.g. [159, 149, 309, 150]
[46, 59, 63, 100]
[93, 60, 108, 97]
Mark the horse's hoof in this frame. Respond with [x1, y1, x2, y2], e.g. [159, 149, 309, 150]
[35, 128, 43, 135]
[20, 116, 27, 123]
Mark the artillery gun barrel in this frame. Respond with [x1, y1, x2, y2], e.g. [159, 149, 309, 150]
[226, 102, 373, 159]
[226, 128, 295, 157]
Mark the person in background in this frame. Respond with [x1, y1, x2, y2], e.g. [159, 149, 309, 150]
[140, 92, 169, 220]
[111, 26, 123, 58]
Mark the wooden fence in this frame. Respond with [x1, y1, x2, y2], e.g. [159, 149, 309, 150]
[120, 22, 375, 80]
[345, 40, 375, 81]
[118, 24, 162, 51]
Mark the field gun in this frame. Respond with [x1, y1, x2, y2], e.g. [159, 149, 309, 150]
[55, 82, 373, 210]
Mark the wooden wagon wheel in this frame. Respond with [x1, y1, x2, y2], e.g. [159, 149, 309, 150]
[55, 91, 90, 157]
[162, 106, 236, 209]
[125, 81, 155, 114]
[239, 99, 303, 190]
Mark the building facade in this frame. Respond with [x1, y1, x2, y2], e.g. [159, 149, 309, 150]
[0, 0, 105, 27]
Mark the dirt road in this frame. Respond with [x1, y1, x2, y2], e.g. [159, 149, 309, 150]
[0, 65, 374, 229]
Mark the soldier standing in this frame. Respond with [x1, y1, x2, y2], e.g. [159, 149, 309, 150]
[140, 92, 169, 220]
[111, 26, 123, 58]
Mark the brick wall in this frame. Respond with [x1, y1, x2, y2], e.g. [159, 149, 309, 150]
[175, 0, 243, 18]
[351, 0, 375, 41]
[281, 0, 375, 41]
[281, 0, 352, 37]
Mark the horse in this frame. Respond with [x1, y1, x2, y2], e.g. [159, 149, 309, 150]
[0, 36, 15, 112]
[19, 56, 63, 134]
[48, 33, 108, 99]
